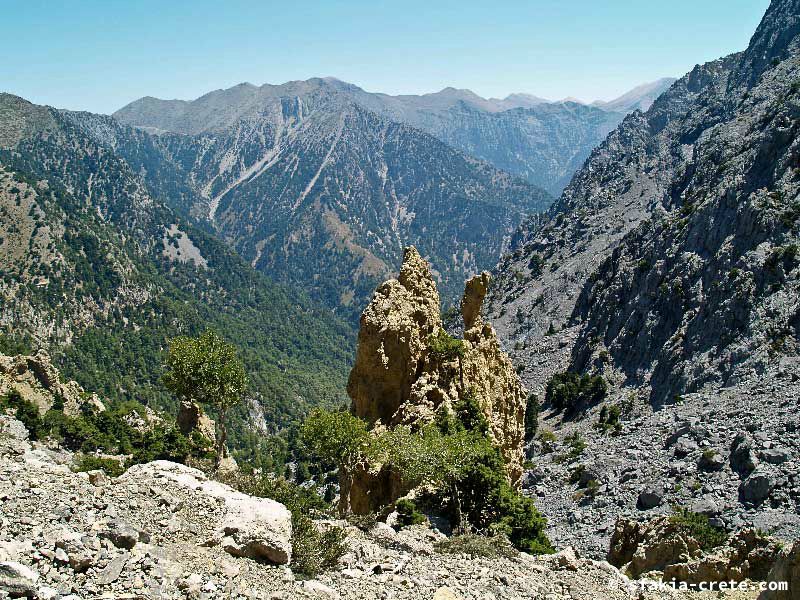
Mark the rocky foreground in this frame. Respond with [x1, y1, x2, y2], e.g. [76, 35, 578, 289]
[1, 414, 761, 600]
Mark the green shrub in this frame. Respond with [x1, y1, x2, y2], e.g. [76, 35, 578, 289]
[428, 329, 466, 362]
[537, 430, 557, 453]
[558, 432, 586, 462]
[303, 408, 553, 555]
[670, 507, 728, 551]
[0, 389, 44, 440]
[455, 439, 553, 554]
[291, 518, 348, 577]
[434, 533, 519, 559]
[596, 404, 622, 434]
[528, 253, 545, 276]
[545, 372, 607, 416]
[73, 455, 125, 477]
[395, 498, 426, 529]
[524, 394, 539, 442]
[1, 391, 211, 469]
[453, 389, 489, 434]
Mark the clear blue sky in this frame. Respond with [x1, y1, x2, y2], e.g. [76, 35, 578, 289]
[2, 0, 771, 115]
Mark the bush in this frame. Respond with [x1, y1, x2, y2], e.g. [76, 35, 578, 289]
[1, 391, 211, 469]
[670, 507, 728, 551]
[545, 372, 607, 416]
[0, 389, 44, 440]
[395, 498, 426, 529]
[434, 533, 519, 559]
[291, 518, 348, 577]
[303, 407, 554, 555]
[452, 438, 553, 554]
[596, 404, 622, 434]
[537, 430, 557, 453]
[73, 455, 125, 477]
[528, 253, 544, 276]
[556, 432, 586, 463]
[427, 329, 466, 362]
[220, 470, 347, 577]
[452, 389, 489, 434]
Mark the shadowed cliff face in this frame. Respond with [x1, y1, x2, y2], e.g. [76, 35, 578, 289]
[346, 246, 526, 513]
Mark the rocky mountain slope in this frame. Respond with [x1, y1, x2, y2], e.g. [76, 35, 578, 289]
[0, 92, 352, 432]
[486, 0, 800, 557]
[592, 78, 678, 113]
[114, 84, 551, 318]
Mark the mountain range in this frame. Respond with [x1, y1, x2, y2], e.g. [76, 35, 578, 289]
[0, 70, 676, 431]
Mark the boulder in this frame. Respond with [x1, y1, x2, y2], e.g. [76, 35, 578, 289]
[98, 520, 140, 550]
[673, 437, 699, 458]
[739, 468, 776, 505]
[121, 461, 292, 564]
[689, 497, 720, 517]
[53, 530, 96, 572]
[608, 517, 701, 578]
[433, 586, 464, 600]
[637, 487, 664, 510]
[176, 400, 216, 442]
[698, 450, 725, 472]
[730, 432, 759, 476]
[0, 561, 38, 597]
[761, 448, 791, 465]
[0, 350, 104, 416]
[663, 529, 782, 584]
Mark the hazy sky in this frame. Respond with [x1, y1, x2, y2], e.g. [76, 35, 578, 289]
[2, 0, 771, 115]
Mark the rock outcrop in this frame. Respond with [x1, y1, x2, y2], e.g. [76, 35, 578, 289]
[0, 350, 104, 416]
[121, 461, 292, 564]
[176, 399, 216, 443]
[608, 517, 701, 579]
[761, 541, 800, 599]
[347, 246, 526, 512]
[609, 517, 785, 585]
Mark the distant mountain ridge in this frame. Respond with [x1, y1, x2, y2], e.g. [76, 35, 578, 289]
[116, 77, 676, 196]
[114, 84, 553, 318]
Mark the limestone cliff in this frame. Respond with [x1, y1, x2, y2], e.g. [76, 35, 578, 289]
[0, 350, 104, 416]
[346, 247, 526, 512]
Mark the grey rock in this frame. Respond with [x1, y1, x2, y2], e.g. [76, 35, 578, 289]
[99, 520, 139, 550]
[731, 433, 759, 476]
[689, 497, 720, 517]
[739, 469, 776, 505]
[761, 448, 791, 465]
[673, 437, 699, 458]
[0, 561, 38, 597]
[698, 450, 725, 472]
[637, 487, 664, 510]
[95, 556, 126, 585]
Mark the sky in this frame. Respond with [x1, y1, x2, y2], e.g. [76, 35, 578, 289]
[1, 0, 771, 115]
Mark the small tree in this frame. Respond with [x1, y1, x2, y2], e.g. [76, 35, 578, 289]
[524, 394, 539, 442]
[163, 330, 247, 470]
[301, 409, 369, 516]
